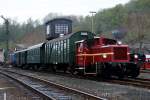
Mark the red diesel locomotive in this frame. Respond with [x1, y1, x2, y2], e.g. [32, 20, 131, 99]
[75, 36, 140, 78]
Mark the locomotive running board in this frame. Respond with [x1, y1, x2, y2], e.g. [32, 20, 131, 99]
[84, 67, 97, 75]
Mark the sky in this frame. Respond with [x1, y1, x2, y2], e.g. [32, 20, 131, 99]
[0, 0, 130, 23]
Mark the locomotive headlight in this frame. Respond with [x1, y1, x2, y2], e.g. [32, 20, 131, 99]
[134, 54, 138, 59]
[102, 54, 107, 58]
[117, 41, 122, 45]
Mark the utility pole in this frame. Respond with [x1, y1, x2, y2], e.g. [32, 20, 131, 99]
[90, 11, 96, 33]
[1, 16, 9, 63]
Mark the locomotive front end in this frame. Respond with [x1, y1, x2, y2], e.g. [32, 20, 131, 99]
[113, 46, 129, 62]
[102, 45, 140, 78]
[89, 37, 140, 78]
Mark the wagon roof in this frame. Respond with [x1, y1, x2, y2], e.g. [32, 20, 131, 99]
[14, 42, 45, 53]
[47, 31, 92, 43]
[14, 49, 27, 53]
[75, 40, 85, 43]
[27, 42, 44, 50]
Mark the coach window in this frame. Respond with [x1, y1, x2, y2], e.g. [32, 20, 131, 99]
[56, 42, 58, 59]
[63, 40, 66, 61]
[33, 49, 37, 55]
[61, 40, 63, 62]
[48, 44, 50, 55]
[36, 49, 38, 55]
[33, 49, 36, 55]
[38, 48, 40, 55]
[94, 38, 99, 45]
[102, 38, 116, 45]
[67, 39, 69, 61]
[64, 40, 66, 48]
[58, 41, 60, 54]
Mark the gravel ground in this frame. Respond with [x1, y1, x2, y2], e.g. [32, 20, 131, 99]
[139, 72, 150, 79]
[3, 67, 150, 100]
[139, 70, 150, 79]
[0, 72, 46, 100]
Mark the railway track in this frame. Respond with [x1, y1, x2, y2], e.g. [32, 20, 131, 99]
[107, 78, 150, 89]
[29, 69, 150, 89]
[2, 67, 150, 90]
[141, 69, 150, 74]
[47, 71, 150, 89]
[0, 68, 107, 100]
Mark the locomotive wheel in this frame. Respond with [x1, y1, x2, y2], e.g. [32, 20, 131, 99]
[131, 73, 139, 78]
[102, 66, 111, 79]
[130, 68, 140, 78]
[129, 64, 140, 78]
[103, 72, 111, 79]
[117, 68, 125, 79]
[97, 63, 111, 79]
[118, 73, 124, 79]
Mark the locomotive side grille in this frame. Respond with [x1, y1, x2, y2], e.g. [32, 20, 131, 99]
[113, 47, 128, 60]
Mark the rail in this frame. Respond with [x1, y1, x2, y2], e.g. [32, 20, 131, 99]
[0, 68, 107, 100]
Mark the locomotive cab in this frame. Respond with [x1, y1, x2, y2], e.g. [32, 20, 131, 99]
[75, 39, 99, 75]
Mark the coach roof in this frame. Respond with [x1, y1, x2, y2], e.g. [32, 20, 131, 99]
[27, 43, 45, 50]
[47, 31, 93, 44]
[14, 42, 45, 53]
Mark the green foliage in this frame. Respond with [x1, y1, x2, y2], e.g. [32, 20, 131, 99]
[0, 18, 44, 48]
[0, 0, 149, 49]
[94, 4, 128, 34]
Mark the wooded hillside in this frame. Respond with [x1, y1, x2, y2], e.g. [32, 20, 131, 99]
[0, 0, 149, 49]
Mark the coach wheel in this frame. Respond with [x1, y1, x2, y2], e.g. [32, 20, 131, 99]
[69, 65, 78, 75]
[22, 65, 29, 70]
[52, 65, 57, 72]
[33, 65, 39, 71]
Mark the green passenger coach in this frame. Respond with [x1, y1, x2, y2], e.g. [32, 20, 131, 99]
[14, 50, 27, 66]
[44, 31, 94, 68]
[26, 43, 45, 65]
[13, 31, 94, 70]
[14, 43, 45, 68]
